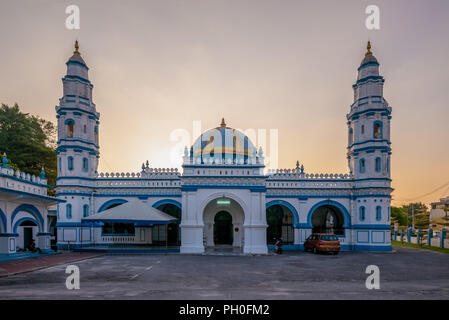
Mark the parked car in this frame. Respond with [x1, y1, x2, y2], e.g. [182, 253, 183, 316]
[304, 233, 340, 254]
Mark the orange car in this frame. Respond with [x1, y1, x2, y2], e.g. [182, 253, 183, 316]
[304, 233, 340, 254]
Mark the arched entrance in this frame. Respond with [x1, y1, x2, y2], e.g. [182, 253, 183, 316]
[14, 219, 38, 250]
[203, 197, 245, 248]
[266, 205, 294, 244]
[156, 203, 181, 246]
[310, 205, 345, 235]
[214, 211, 233, 245]
[20, 220, 37, 249]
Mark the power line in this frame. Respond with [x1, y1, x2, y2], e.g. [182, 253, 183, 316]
[394, 180, 449, 202]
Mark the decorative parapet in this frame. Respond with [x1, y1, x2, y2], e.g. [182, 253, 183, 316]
[267, 168, 352, 180]
[0, 154, 49, 196]
[96, 168, 180, 180]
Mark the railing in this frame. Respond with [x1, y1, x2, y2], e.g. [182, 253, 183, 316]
[100, 235, 136, 243]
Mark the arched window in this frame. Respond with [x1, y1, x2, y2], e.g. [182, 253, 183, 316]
[349, 128, 353, 145]
[65, 119, 74, 138]
[359, 206, 366, 221]
[58, 158, 61, 171]
[83, 204, 89, 217]
[82, 158, 88, 172]
[94, 126, 98, 143]
[359, 159, 366, 173]
[373, 121, 382, 139]
[387, 158, 390, 173]
[375, 157, 381, 172]
[376, 206, 382, 221]
[68, 156, 74, 170]
[66, 204, 72, 219]
[387, 206, 390, 221]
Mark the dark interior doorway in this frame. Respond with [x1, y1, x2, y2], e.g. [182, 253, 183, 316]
[214, 211, 233, 245]
[156, 203, 181, 246]
[23, 227, 33, 249]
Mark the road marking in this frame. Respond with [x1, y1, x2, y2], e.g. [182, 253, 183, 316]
[146, 266, 153, 270]
[156, 260, 161, 264]
[130, 274, 139, 279]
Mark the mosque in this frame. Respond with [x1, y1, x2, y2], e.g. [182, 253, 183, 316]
[55, 41, 393, 254]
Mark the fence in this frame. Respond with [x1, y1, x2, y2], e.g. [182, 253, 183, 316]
[392, 228, 449, 248]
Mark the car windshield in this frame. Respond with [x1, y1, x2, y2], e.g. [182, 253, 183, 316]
[321, 235, 338, 241]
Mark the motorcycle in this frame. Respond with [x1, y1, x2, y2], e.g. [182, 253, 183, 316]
[274, 238, 283, 254]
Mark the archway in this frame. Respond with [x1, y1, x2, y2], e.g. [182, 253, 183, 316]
[14, 218, 38, 250]
[214, 211, 233, 245]
[155, 203, 181, 246]
[0, 208, 6, 233]
[98, 199, 128, 213]
[266, 204, 294, 244]
[10, 204, 44, 232]
[310, 205, 345, 235]
[203, 196, 245, 248]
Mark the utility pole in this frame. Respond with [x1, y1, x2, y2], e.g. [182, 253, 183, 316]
[412, 203, 415, 230]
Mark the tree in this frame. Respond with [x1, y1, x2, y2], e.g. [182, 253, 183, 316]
[0, 103, 56, 194]
[391, 206, 408, 226]
[414, 209, 430, 229]
[439, 203, 449, 229]
[402, 202, 428, 228]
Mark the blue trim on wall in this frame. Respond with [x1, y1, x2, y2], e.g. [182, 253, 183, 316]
[11, 204, 44, 231]
[306, 200, 351, 228]
[266, 200, 299, 227]
[98, 199, 128, 213]
[0, 207, 7, 233]
[13, 217, 38, 233]
[57, 107, 99, 119]
[181, 185, 266, 192]
[152, 199, 182, 209]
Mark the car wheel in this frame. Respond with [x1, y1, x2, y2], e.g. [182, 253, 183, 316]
[334, 251, 339, 255]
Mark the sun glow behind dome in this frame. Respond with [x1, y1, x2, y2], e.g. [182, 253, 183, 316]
[191, 119, 258, 164]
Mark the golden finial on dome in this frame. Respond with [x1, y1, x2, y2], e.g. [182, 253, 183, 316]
[74, 40, 80, 56]
[220, 118, 226, 128]
[365, 41, 372, 57]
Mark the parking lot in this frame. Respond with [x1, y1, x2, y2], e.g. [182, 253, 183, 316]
[0, 246, 448, 299]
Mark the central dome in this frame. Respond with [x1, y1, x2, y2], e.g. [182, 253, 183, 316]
[192, 119, 257, 164]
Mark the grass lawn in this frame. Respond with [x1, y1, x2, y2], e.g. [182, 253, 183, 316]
[392, 240, 449, 255]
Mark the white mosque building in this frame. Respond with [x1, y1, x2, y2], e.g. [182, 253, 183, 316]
[55, 41, 393, 254]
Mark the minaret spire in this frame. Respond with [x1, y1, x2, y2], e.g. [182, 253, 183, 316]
[220, 118, 226, 128]
[74, 40, 80, 56]
[365, 41, 372, 57]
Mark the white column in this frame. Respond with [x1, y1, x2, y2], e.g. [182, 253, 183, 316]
[180, 191, 205, 254]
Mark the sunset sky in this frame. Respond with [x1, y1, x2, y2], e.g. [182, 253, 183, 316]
[0, 0, 448, 206]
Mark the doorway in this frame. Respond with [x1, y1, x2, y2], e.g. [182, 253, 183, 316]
[23, 227, 33, 249]
[214, 211, 233, 245]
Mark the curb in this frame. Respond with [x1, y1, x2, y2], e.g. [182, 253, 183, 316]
[0, 253, 104, 278]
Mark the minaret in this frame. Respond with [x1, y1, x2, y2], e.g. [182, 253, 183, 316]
[347, 41, 392, 181]
[55, 41, 100, 248]
[347, 42, 392, 241]
[56, 41, 100, 179]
